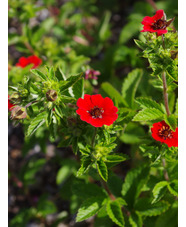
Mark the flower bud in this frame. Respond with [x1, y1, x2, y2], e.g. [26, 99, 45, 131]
[46, 90, 58, 102]
[9, 92, 21, 102]
[11, 106, 27, 120]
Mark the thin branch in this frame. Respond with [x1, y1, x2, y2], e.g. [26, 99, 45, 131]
[162, 158, 169, 181]
[162, 71, 171, 116]
[146, 0, 158, 11]
[100, 178, 116, 201]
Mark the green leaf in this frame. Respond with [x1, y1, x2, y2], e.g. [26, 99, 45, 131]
[49, 115, 57, 139]
[106, 200, 125, 227]
[164, 114, 177, 131]
[129, 211, 143, 227]
[135, 97, 164, 112]
[167, 180, 178, 196]
[97, 159, 108, 182]
[101, 82, 127, 107]
[76, 157, 92, 177]
[72, 180, 107, 200]
[135, 198, 170, 216]
[104, 154, 128, 163]
[133, 108, 164, 121]
[121, 165, 149, 209]
[76, 196, 105, 222]
[155, 203, 178, 227]
[60, 73, 83, 93]
[72, 78, 84, 99]
[134, 39, 148, 50]
[31, 69, 47, 81]
[152, 181, 168, 203]
[121, 69, 143, 108]
[26, 112, 46, 137]
[56, 159, 77, 185]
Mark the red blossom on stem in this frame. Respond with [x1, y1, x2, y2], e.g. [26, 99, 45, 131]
[8, 95, 15, 111]
[85, 69, 101, 80]
[16, 55, 42, 69]
[76, 94, 118, 127]
[151, 121, 178, 147]
[141, 10, 168, 36]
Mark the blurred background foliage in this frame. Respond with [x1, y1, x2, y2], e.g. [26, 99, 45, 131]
[8, 0, 178, 226]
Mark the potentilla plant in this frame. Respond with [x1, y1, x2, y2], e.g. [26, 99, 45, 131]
[9, 9, 178, 227]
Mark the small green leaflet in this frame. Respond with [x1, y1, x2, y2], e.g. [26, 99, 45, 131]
[76, 157, 92, 177]
[164, 114, 177, 131]
[135, 97, 164, 112]
[121, 69, 143, 108]
[31, 69, 48, 81]
[72, 78, 84, 99]
[121, 165, 149, 209]
[97, 159, 108, 182]
[135, 198, 170, 216]
[133, 108, 164, 121]
[129, 211, 143, 227]
[152, 181, 168, 204]
[26, 112, 47, 137]
[106, 199, 125, 227]
[60, 73, 83, 93]
[104, 154, 128, 163]
[76, 196, 106, 222]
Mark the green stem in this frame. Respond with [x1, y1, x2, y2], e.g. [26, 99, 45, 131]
[162, 71, 171, 116]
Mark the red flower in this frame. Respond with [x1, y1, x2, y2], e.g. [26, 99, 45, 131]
[141, 10, 168, 36]
[76, 94, 118, 127]
[151, 121, 178, 147]
[8, 95, 15, 111]
[85, 69, 101, 80]
[16, 55, 42, 69]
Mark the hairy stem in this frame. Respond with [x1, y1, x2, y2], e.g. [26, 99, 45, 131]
[146, 0, 158, 11]
[24, 41, 35, 54]
[100, 178, 116, 201]
[162, 158, 169, 181]
[162, 71, 171, 116]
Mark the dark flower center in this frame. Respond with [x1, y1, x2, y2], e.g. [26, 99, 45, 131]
[152, 19, 167, 30]
[88, 106, 104, 119]
[158, 125, 173, 140]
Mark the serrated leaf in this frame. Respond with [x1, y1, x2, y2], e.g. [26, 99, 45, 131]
[121, 69, 143, 108]
[31, 69, 47, 81]
[152, 181, 168, 203]
[105, 154, 128, 163]
[49, 115, 57, 139]
[55, 67, 65, 81]
[101, 82, 127, 107]
[164, 114, 177, 131]
[135, 198, 170, 216]
[129, 211, 143, 227]
[133, 108, 164, 121]
[134, 39, 148, 50]
[135, 97, 164, 112]
[106, 200, 125, 227]
[121, 165, 149, 209]
[26, 112, 46, 137]
[72, 180, 107, 200]
[167, 180, 178, 196]
[72, 78, 84, 99]
[76, 157, 92, 177]
[97, 159, 108, 182]
[60, 73, 83, 93]
[76, 196, 105, 222]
